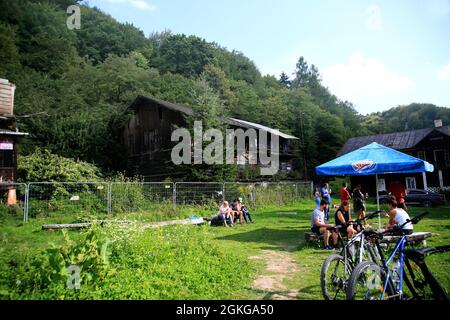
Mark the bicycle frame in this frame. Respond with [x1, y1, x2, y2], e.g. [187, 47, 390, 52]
[381, 235, 407, 299]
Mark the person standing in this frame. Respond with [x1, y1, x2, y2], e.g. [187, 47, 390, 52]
[314, 188, 321, 208]
[353, 184, 367, 222]
[340, 183, 351, 204]
[388, 180, 408, 210]
[320, 183, 332, 221]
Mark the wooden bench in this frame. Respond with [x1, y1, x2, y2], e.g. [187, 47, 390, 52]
[304, 232, 324, 246]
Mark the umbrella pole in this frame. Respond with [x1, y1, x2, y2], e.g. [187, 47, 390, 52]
[376, 174, 381, 229]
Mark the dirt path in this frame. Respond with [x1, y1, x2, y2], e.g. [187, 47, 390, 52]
[250, 249, 300, 300]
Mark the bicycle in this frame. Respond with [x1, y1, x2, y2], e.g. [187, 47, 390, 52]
[346, 212, 449, 300]
[320, 210, 381, 300]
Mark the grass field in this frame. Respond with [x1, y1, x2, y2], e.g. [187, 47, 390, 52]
[1, 199, 449, 300]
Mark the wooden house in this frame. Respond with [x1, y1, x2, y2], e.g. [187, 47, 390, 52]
[339, 123, 450, 194]
[0, 79, 28, 182]
[122, 96, 298, 181]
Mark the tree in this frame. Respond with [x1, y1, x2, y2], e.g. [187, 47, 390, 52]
[16, 2, 78, 75]
[279, 72, 291, 87]
[0, 22, 20, 78]
[183, 77, 237, 182]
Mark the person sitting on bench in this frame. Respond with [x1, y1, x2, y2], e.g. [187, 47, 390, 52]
[335, 201, 357, 239]
[211, 201, 234, 227]
[311, 200, 338, 250]
[230, 199, 244, 224]
[237, 197, 254, 224]
[384, 198, 413, 235]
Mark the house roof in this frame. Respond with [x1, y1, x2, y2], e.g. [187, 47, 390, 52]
[225, 118, 299, 140]
[339, 125, 450, 156]
[132, 96, 194, 116]
[133, 96, 299, 140]
[0, 129, 29, 137]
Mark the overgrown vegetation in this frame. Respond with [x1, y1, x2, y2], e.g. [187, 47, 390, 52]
[3, 0, 444, 181]
[1, 199, 449, 300]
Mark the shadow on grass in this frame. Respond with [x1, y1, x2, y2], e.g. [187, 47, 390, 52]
[216, 227, 313, 251]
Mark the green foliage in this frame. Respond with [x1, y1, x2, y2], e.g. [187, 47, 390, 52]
[15, 1, 78, 75]
[2, 1, 445, 183]
[0, 22, 20, 78]
[363, 103, 450, 134]
[0, 221, 253, 299]
[17, 148, 102, 182]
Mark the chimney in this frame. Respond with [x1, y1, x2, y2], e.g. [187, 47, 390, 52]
[434, 119, 443, 128]
[0, 78, 15, 116]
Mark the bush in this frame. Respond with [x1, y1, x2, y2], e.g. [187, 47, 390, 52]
[17, 148, 102, 183]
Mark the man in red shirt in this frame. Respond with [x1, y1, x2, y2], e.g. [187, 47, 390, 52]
[340, 183, 351, 204]
[388, 180, 408, 209]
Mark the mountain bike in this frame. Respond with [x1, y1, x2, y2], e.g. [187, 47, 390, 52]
[346, 212, 449, 300]
[320, 210, 381, 300]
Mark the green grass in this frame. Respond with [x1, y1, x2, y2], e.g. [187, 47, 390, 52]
[0, 199, 449, 300]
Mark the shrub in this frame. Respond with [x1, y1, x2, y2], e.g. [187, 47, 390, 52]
[17, 148, 102, 183]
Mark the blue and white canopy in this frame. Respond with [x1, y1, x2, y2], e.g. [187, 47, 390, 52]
[316, 142, 434, 176]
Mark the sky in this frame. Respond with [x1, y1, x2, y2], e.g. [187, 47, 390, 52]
[85, 0, 450, 115]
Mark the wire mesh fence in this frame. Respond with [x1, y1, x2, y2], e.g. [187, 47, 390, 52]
[27, 182, 109, 219]
[224, 182, 256, 208]
[0, 183, 27, 222]
[175, 182, 225, 210]
[19, 181, 312, 222]
[110, 182, 174, 217]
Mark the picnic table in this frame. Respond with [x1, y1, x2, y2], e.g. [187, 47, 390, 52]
[379, 231, 433, 246]
[304, 230, 433, 247]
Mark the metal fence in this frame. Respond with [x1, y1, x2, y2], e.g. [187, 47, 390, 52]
[0, 181, 313, 222]
[110, 182, 174, 214]
[0, 183, 27, 222]
[27, 182, 109, 220]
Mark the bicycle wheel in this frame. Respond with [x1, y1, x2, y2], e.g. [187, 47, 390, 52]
[403, 259, 435, 300]
[321, 254, 352, 300]
[346, 261, 386, 300]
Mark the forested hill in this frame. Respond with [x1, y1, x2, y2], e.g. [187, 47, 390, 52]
[0, 0, 447, 180]
[362, 103, 450, 134]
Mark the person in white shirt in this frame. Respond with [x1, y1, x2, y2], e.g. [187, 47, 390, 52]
[310, 200, 338, 250]
[385, 198, 413, 235]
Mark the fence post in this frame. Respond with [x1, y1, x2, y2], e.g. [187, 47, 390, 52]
[173, 183, 177, 210]
[107, 183, 112, 215]
[253, 184, 257, 208]
[222, 182, 226, 202]
[24, 183, 29, 223]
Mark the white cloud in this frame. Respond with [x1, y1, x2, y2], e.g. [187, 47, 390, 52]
[321, 53, 413, 104]
[366, 5, 382, 30]
[104, 0, 156, 12]
[437, 62, 450, 81]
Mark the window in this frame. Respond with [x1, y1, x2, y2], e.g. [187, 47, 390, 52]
[377, 178, 386, 191]
[406, 177, 416, 190]
[445, 150, 450, 167]
[417, 151, 426, 161]
[158, 107, 163, 120]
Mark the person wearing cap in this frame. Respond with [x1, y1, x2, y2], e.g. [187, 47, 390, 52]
[231, 198, 244, 224]
[238, 197, 254, 224]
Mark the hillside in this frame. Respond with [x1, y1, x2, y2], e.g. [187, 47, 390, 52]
[362, 103, 450, 134]
[0, 0, 447, 180]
